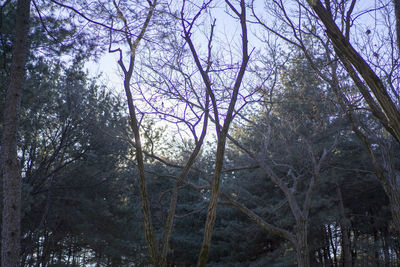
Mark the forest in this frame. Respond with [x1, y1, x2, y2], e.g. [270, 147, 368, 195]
[1, 0, 400, 266]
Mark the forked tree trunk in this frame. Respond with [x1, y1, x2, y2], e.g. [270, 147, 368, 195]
[188, 1, 250, 265]
[1, 0, 31, 266]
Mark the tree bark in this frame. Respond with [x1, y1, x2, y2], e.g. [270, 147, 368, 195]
[160, 93, 209, 267]
[1, 0, 31, 266]
[323, 226, 333, 266]
[336, 183, 352, 267]
[196, 137, 228, 267]
[306, 0, 400, 143]
[111, 1, 159, 264]
[386, 188, 400, 237]
[220, 192, 296, 243]
[295, 219, 310, 267]
[330, 44, 400, 238]
[182, 1, 249, 265]
[394, 0, 400, 54]
[327, 225, 338, 267]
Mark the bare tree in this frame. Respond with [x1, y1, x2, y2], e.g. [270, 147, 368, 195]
[301, 0, 400, 237]
[1, 0, 31, 266]
[109, 1, 160, 264]
[109, 1, 216, 265]
[304, 0, 400, 142]
[223, 144, 334, 267]
[221, 76, 338, 266]
[51, 1, 214, 265]
[251, 0, 400, 242]
[177, 1, 251, 265]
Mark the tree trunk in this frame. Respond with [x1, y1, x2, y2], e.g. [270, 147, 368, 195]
[336, 183, 352, 266]
[1, 1, 31, 266]
[306, 0, 400, 143]
[323, 225, 333, 266]
[373, 226, 380, 267]
[383, 228, 390, 266]
[295, 219, 310, 267]
[394, 0, 400, 53]
[197, 137, 228, 267]
[111, 1, 159, 264]
[160, 95, 209, 267]
[194, 1, 249, 265]
[387, 188, 400, 237]
[327, 224, 338, 267]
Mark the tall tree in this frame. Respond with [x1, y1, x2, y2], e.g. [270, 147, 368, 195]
[303, 0, 400, 236]
[1, 0, 31, 266]
[304, 0, 400, 143]
[49, 1, 211, 265]
[221, 53, 339, 267]
[9, 57, 141, 266]
[252, 0, 400, 239]
[176, 1, 251, 265]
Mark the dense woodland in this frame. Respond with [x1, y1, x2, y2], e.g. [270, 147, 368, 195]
[1, 0, 400, 266]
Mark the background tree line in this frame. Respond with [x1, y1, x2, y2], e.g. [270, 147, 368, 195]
[1, 0, 399, 266]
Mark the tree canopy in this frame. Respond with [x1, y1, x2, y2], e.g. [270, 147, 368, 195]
[1, 0, 399, 266]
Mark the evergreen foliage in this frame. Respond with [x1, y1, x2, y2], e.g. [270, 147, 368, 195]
[0, 0, 399, 266]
